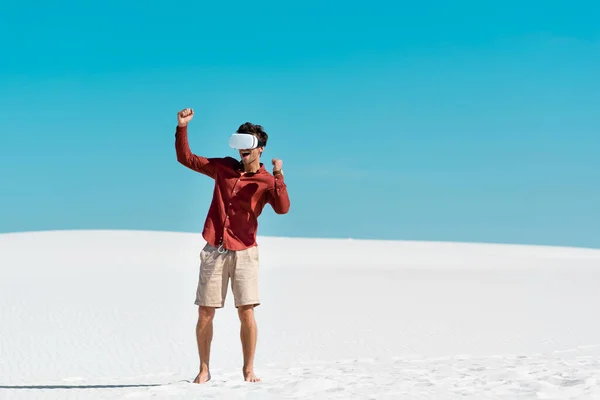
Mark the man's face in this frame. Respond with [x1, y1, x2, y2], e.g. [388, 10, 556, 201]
[239, 146, 262, 164]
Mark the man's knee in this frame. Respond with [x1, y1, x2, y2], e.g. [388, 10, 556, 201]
[237, 305, 255, 325]
[198, 306, 216, 322]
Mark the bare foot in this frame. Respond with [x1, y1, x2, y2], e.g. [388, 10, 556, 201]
[193, 370, 211, 384]
[244, 370, 261, 383]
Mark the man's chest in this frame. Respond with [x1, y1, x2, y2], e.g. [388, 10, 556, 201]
[217, 173, 270, 203]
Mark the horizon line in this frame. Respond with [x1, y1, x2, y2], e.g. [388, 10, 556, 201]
[1, 228, 599, 252]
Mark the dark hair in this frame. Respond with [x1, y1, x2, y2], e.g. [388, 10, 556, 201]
[236, 122, 268, 147]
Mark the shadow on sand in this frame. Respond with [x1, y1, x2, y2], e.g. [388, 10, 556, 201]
[0, 381, 189, 390]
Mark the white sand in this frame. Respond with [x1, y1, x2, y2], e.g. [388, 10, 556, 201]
[1, 230, 600, 399]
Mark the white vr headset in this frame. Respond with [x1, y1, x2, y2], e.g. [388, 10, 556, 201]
[228, 133, 266, 149]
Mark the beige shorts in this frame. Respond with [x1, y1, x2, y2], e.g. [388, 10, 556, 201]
[194, 243, 260, 308]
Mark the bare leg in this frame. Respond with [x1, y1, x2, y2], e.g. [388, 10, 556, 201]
[238, 305, 260, 382]
[194, 306, 215, 384]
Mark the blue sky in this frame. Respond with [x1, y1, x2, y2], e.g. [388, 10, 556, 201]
[1, 0, 599, 249]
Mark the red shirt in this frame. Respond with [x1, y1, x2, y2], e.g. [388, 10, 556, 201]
[175, 125, 290, 251]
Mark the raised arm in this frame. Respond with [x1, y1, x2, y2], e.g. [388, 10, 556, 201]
[266, 158, 290, 214]
[174, 108, 218, 179]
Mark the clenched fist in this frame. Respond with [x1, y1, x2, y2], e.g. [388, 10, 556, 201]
[272, 158, 283, 174]
[177, 108, 194, 127]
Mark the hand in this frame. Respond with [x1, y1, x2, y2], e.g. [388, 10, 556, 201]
[272, 158, 283, 174]
[177, 108, 194, 127]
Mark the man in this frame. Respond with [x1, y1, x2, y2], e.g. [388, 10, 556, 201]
[174, 108, 290, 384]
